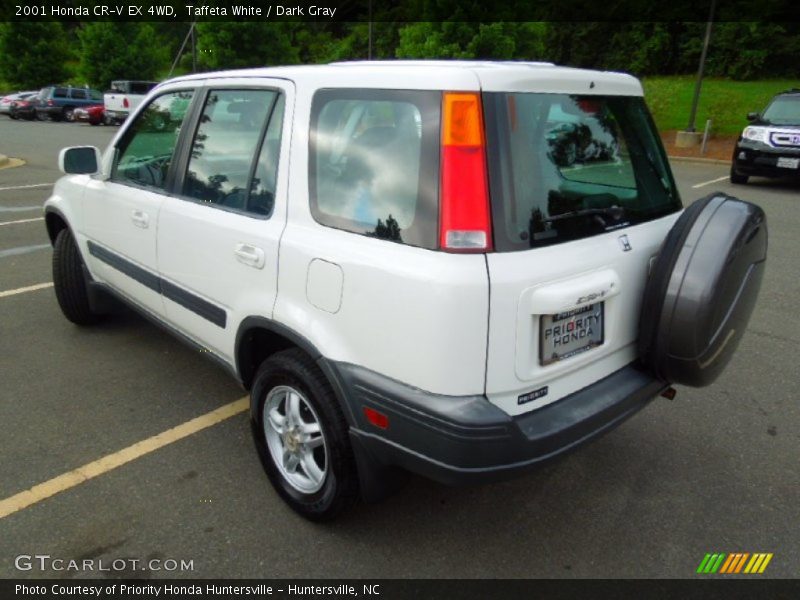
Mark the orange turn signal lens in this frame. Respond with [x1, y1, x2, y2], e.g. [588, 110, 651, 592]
[442, 92, 484, 147]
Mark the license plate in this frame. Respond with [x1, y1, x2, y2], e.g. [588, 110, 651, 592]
[540, 303, 604, 366]
[777, 157, 799, 169]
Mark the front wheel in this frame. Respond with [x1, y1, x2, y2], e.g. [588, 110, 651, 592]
[730, 166, 749, 184]
[52, 229, 102, 325]
[251, 349, 359, 521]
[63, 107, 75, 122]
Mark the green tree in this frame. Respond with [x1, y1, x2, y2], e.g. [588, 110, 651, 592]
[195, 22, 299, 70]
[77, 23, 166, 90]
[0, 22, 69, 89]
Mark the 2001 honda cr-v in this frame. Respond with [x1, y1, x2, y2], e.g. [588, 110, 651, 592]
[45, 61, 768, 520]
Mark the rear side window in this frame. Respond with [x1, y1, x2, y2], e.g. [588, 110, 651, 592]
[309, 89, 440, 249]
[53, 88, 68, 98]
[183, 89, 280, 216]
[483, 93, 681, 252]
[71, 89, 87, 100]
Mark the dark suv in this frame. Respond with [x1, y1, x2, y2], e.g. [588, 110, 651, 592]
[731, 89, 800, 184]
[35, 86, 104, 122]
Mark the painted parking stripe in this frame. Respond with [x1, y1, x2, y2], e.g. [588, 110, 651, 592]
[0, 282, 53, 298]
[0, 243, 50, 258]
[0, 397, 249, 520]
[0, 183, 52, 192]
[692, 175, 729, 189]
[0, 217, 44, 227]
[0, 205, 43, 213]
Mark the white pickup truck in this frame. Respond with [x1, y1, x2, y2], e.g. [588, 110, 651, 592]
[103, 80, 159, 124]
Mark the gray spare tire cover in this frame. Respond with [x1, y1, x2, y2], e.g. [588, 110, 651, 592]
[639, 193, 767, 387]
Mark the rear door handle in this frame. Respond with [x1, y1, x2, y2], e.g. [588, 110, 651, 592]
[131, 210, 149, 229]
[234, 243, 265, 269]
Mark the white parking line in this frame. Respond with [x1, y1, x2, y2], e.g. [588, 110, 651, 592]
[0, 397, 249, 520]
[0, 183, 53, 192]
[0, 217, 44, 227]
[0, 243, 50, 258]
[0, 205, 42, 213]
[692, 175, 729, 189]
[0, 282, 54, 298]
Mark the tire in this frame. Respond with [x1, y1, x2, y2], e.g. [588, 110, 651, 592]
[63, 107, 75, 122]
[730, 166, 749, 184]
[638, 193, 766, 387]
[251, 348, 359, 521]
[52, 229, 102, 326]
[35, 110, 47, 121]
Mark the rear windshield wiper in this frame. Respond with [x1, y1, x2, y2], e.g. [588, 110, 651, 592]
[542, 205, 626, 226]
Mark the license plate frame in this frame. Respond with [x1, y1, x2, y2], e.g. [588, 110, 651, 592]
[776, 157, 800, 169]
[539, 303, 605, 366]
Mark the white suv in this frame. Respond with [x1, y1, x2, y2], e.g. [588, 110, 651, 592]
[46, 61, 767, 520]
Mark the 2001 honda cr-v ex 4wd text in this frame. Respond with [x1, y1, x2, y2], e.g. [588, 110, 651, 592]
[45, 61, 768, 520]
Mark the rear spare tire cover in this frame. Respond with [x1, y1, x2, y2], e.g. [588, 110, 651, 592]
[639, 193, 767, 387]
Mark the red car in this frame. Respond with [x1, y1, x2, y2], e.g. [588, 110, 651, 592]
[73, 104, 106, 126]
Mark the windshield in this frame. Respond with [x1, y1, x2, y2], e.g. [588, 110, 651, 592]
[483, 93, 681, 251]
[762, 96, 800, 125]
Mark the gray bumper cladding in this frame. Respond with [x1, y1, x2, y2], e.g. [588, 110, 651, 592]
[332, 362, 668, 486]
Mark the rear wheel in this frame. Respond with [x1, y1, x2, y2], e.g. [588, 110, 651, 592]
[52, 229, 102, 325]
[251, 348, 358, 521]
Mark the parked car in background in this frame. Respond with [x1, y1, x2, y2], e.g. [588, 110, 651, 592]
[0, 90, 37, 115]
[73, 104, 106, 126]
[8, 92, 41, 120]
[731, 88, 800, 183]
[34, 86, 104, 122]
[104, 80, 159, 124]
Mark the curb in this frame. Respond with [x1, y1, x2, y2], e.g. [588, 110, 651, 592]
[0, 153, 8, 167]
[667, 155, 731, 166]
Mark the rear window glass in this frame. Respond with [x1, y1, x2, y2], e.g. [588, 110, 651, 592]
[309, 89, 440, 249]
[483, 93, 681, 252]
[130, 82, 158, 94]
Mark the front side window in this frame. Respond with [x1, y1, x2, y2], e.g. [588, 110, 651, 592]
[484, 93, 681, 251]
[183, 89, 279, 215]
[111, 90, 195, 190]
[310, 89, 439, 249]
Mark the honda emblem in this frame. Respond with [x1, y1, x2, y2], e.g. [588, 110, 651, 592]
[618, 234, 632, 252]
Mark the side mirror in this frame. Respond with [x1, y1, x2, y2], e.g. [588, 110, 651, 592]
[58, 146, 102, 175]
[746, 112, 760, 122]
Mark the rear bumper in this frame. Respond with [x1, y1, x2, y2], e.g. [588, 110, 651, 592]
[332, 362, 668, 486]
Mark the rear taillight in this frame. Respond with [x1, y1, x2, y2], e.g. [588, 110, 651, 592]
[123, 97, 129, 108]
[47, 99, 53, 106]
[439, 92, 492, 252]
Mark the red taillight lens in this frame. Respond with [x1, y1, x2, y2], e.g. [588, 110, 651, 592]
[47, 99, 53, 105]
[439, 92, 492, 252]
[123, 97, 129, 108]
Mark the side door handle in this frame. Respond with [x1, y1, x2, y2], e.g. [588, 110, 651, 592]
[131, 210, 149, 229]
[234, 243, 265, 269]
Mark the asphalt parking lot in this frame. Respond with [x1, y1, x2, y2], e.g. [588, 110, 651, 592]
[0, 116, 798, 580]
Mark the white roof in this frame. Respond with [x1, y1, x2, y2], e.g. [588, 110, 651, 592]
[166, 60, 643, 97]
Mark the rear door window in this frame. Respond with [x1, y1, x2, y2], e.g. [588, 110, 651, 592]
[483, 93, 681, 251]
[182, 89, 279, 216]
[309, 89, 440, 249]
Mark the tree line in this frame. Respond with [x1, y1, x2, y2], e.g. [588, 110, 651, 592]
[0, 21, 797, 91]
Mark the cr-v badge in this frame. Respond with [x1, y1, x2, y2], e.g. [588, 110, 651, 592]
[618, 234, 632, 252]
